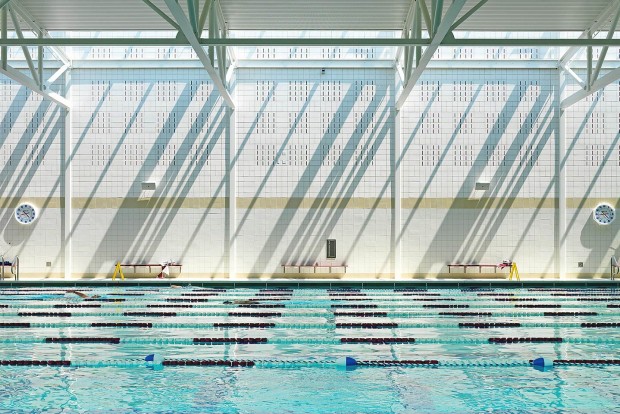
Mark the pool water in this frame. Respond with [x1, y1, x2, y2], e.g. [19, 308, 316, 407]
[1, 285, 620, 413]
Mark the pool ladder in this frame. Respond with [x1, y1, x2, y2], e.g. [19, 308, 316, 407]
[0, 255, 19, 281]
[612, 256, 619, 280]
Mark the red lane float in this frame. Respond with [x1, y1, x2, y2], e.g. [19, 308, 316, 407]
[45, 337, 121, 344]
[0, 323, 30, 328]
[489, 337, 563, 343]
[439, 312, 492, 316]
[459, 323, 521, 328]
[91, 323, 153, 328]
[147, 304, 193, 308]
[336, 323, 398, 329]
[123, 312, 177, 317]
[193, 338, 268, 344]
[543, 312, 597, 316]
[340, 337, 415, 343]
[423, 305, 469, 308]
[332, 312, 388, 317]
[53, 304, 102, 308]
[163, 359, 254, 366]
[331, 305, 379, 309]
[358, 360, 438, 366]
[238, 304, 285, 308]
[515, 304, 561, 308]
[0, 360, 70, 366]
[228, 312, 282, 317]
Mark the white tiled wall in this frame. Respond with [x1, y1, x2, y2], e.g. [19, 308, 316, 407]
[71, 68, 228, 276]
[235, 68, 393, 276]
[0, 74, 65, 276]
[565, 72, 620, 277]
[401, 69, 558, 277]
[2, 53, 620, 278]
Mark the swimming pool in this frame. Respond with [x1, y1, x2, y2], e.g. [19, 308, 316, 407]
[2, 283, 620, 413]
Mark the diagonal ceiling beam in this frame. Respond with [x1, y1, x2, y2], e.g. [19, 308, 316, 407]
[0, 65, 70, 109]
[140, 0, 181, 32]
[9, 6, 38, 85]
[591, 5, 620, 84]
[559, 0, 620, 66]
[419, 0, 433, 37]
[450, 0, 488, 31]
[396, 0, 466, 110]
[561, 66, 620, 110]
[10, 0, 70, 65]
[163, 0, 234, 109]
[395, 0, 418, 68]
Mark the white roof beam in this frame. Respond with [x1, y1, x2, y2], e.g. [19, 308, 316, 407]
[46, 61, 69, 85]
[163, 0, 235, 109]
[395, 0, 418, 68]
[419, 0, 432, 37]
[0, 65, 70, 109]
[215, 0, 236, 64]
[559, 62, 586, 89]
[592, 5, 620, 84]
[559, 0, 620, 66]
[396, 0, 467, 110]
[140, 0, 181, 32]
[187, 0, 199, 34]
[9, 6, 39, 86]
[10, 0, 70, 65]
[450, 0, 489, 31]
[561, 66, 620, 110]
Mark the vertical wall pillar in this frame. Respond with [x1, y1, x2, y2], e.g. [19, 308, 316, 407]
[63, 70, 73, 279]
[393, 108, 402, 279]
[557, 69, 567, 279]
[227, 106, 237, 279]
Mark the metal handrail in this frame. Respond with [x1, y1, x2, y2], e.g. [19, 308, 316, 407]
[11, 256, 18, 281]
[0, 255, 3, 281]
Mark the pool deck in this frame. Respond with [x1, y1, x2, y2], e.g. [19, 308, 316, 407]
[1, 278, 619, 288]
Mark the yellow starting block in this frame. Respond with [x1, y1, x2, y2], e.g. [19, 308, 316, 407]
[508, 262, 520, 281]
[112, 262, 125, 281]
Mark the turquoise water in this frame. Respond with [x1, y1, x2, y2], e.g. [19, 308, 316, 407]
[1, 286, 620, 412]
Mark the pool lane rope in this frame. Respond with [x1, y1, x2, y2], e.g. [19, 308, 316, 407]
[0, 321, 607, 329]
[3, 310, 619, 318]
[2, 336, 620, 345]
[3, 357, 620, 369]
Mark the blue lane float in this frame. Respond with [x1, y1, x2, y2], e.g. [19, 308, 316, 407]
[337, 357, 357, 367]
[531, 357, 554, 367]
[145, 353, 164, 366]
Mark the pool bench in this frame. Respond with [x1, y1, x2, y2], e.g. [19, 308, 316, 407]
[282, 264, 348, 274]
[447, 264, 499, 273]
[114, 263, 182, 279]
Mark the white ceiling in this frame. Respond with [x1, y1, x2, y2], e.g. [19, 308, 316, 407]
[9, 0, 617, 32]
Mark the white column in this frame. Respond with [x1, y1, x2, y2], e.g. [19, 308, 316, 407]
[557, 68, 567, 279]
[393, 108, 402, 279]
[63, 69, 73, 279]
[228, 106, 237, 279]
